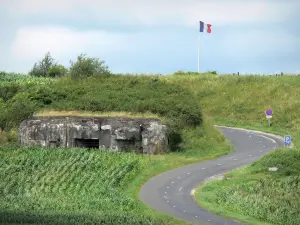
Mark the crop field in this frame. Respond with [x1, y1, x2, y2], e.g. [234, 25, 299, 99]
[0, 146, 176, 225]
[0, 72, 53, 85]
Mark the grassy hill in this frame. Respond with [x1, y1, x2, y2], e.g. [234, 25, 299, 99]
[2, 71, 299, 225]
[165, 73, 300, 225]
[0, 72, 231, 225]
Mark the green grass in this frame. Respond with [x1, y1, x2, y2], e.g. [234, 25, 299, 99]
[195, 149, 300, 225]
[5, 72, 300, 224]
[166, 74, 300, 225]
[0, 72, 232, 224]
[0, 117, 231, 225]
[0, 146, 173, 224]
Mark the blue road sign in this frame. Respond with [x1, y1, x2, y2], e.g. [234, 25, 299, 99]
[284, 135, 291, 145]
[266, 109, 272, 116]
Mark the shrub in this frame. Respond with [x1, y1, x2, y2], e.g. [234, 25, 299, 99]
[29, 52, 55, 77]
[1, 93, 38, 131]
[0, 83, 21, 101]
[29, 52, 68, 78]
[69, 53, 111, 79]
[0, 75, 203, 150]
[47, 64, 68, 78]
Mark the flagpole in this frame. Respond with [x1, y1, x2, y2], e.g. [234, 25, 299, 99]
[197, 34, 200, 74]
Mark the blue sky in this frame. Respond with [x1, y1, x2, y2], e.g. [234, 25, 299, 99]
[1, 0, 299, 74]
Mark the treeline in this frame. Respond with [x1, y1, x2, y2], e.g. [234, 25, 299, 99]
[26, 52, 111, 79]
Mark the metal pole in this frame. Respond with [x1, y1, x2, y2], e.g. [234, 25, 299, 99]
[198, 35, 200, 73]
[268, 118, 270, 127]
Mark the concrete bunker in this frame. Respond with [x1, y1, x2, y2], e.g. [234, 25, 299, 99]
[19, 116, 168, 154]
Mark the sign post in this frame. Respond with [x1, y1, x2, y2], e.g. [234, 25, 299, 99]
[284, 135, 291, 148]
[265, 109, 272, 127]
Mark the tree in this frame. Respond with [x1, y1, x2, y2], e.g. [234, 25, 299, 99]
[69, 53, 110, 79]
[29, 52, 54, 77]
[29, 52, 68, 78]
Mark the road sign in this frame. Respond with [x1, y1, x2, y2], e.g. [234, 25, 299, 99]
[266, 109, 272, 118]
[284, 135, 291, 145]
[266, 109, 272, 115]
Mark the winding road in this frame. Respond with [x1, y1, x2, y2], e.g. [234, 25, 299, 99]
[139, 126, 285, 225]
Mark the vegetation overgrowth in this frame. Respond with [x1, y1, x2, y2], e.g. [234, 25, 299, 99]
[0, 70, 231, 225]
[165, 73, 300, 225]
[3, 60, 299, 225]
[0, 74, 206, 152]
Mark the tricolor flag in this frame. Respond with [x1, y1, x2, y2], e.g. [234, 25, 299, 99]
[199, 21, 212, 33]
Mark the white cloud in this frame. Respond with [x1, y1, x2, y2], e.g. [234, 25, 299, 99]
[10, 24, 300, 69]
[219, 28, 300, 57]
[5, 0, 297, 26]
[10, 26, 134, 60]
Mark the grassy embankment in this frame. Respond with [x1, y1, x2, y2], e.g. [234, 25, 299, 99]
[165, 74, 300, 225]
[0, 73, 232, 225]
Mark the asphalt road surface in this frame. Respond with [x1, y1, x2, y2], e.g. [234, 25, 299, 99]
[139, 126, 285, 225]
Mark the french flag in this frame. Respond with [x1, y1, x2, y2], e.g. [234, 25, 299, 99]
[199, 21, 212, 33]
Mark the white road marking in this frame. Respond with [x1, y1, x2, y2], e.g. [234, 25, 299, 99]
[156, 127, 282, 222]
[186, 172, 190, 175]
[171, 181, 175, 184]
[166, 200, 169, 203]
[165, 192, 167, 194]
[259, 134, 276, 143]
[167, 186, 169, 189]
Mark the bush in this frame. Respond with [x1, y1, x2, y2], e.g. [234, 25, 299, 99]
[29, 52, 68, 78]
[69, 53, 111, 79]
[0, 75, 203, 150]
[1, 93, 38, 131]
[47, 64, 68, 78]
[250, 149, 300, 176]
[207, 70, 217, 74]
[29, 52, 54, 77]
[0, 83, 21, 101]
